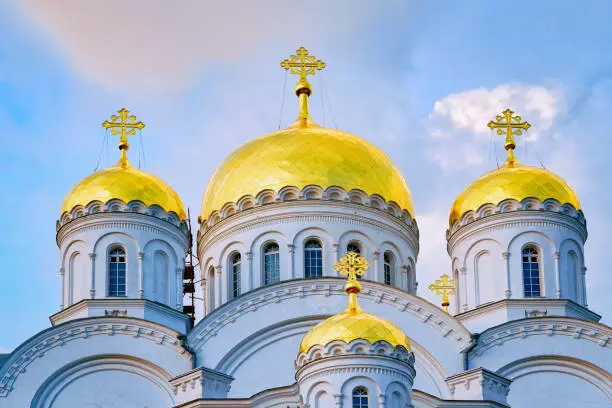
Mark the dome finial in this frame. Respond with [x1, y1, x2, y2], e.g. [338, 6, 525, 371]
[102, 108, 146, 168]
[487, 108, 531, 166]
[333, 251, 371, 312]
[280, 46, 326, 127]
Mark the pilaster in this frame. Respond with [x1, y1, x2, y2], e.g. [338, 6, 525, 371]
[88, 252, 96, 299]
[502, 252, 511, 299]
[137, 252, 145, 299]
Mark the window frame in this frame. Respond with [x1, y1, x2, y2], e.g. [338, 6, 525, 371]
[263, 242, 280, 285]
[229, 252, 241, 298]
[522, 245, 542, 297]
[383, 251, 395, 286]
[108, 246, 127, 297]
[352, 386, 369, 408]
[304, 238, 323, 278]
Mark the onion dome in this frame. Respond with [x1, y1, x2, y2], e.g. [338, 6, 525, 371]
[449, 109, 580, 226]
[299, 252, 410, 354]
[200, 47, 413, 221]
[61, 109, 186, 220]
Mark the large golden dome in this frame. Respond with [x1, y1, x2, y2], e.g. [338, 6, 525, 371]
[201, 123, 413, 219]
[449, 158, 580, 226]
[61, 156, 186, 220]
[200, 47, 412, 221]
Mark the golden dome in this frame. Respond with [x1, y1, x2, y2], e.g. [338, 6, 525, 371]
[299, 251, 410, 354]
[299, 304, 411, 354]
[61, 155, 186, 220]
[201, 125, 413, 219]
[200, 47, 412, 220]
[449, 158, 580, 226]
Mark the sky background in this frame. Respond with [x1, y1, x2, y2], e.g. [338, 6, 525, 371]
[1, 0, 611, 351]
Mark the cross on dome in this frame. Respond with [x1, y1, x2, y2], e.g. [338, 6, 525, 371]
[428, 274, 456, 313]
[487, 109, 531, 165]
[102, 108, 146, 166]
[280, 46, 326, 127]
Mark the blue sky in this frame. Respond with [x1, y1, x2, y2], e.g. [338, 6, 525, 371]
[1, 0, 611, 351]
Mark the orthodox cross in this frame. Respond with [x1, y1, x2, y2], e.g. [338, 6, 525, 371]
[334, 251, 370, 283]
[281, 46, 326, 83]
[487, 109, 531, 153]
[102, 108, 146, 153]
[428, 274, 455, 313]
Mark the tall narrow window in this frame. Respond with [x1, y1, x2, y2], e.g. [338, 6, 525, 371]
[304, 239, 323, 278]
[522, 247, 541, 297]
[352, 387, 369, 408]
[263, 242, 280, 285]
[230, 252, 241, 298]
[109, 247, 127, 296]
[383, 251, 394, 285]
[347, 241, 362, 254]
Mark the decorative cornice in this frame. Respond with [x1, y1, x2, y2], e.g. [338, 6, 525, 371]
[0, 317, 191, 397]
[297, 361, 415, 386]
[471, 316, 612, 357]
[447, 207, 587, 253]
[188, 278, 472, 352]
[448, 198, 584, 235]
[454, 299, 601, 323]
[198, 203, 419, 257]
[199, 184, 414, 228]
[58, 198, 187, 229]
[295, 338, 414, 369]
[56, 211, 189, 249]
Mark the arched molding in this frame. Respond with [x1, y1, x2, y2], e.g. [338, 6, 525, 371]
[219, 241, 246, 265]
[497, 355, 612, 400]
[249, 230, 289, 254]
[61, 240, 89, 268]
[92, 231, 139, 255]
[0, 317, 191, 397]
[385, 381, 410, 407]
[143, 239, 179, 268]
[341, 377, 380, 407]
[31, 354, 174, 408]
[509, 231, 556, 254]
[304, 381, 335, 408]
[379, 241, 404, 264]
[461, 238, 501, 268]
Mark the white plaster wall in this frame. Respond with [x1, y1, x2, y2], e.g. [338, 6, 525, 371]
[57, 211, 189, 315]
[448, 209, 587, 315]
[188, 279, 471, 399]
[0, 317, 193, 407]
[198, 200, 419, 313]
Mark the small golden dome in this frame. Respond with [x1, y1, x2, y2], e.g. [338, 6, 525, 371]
[61, 157, 186, 220]
[449, 159, 580, 226]
[299, 251, 410, 354]
[201, 125, 413, 220]
[299, 305, 410, 354]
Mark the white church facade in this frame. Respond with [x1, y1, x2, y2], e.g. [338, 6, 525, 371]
[0, 47, 610, 408]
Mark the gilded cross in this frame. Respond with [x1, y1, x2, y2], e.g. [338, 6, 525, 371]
[334, 251, 370, 283]
[281, 46, 326, 81]
[428, 274, 455, 313]
[487, 109, 531, 152]
[102, 108, 146, 152]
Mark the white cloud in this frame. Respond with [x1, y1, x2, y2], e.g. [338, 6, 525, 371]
[0, 346, 12, 354]
[426, 83, 564, 171]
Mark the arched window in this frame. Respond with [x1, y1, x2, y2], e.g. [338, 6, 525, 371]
[347, 241, 362, 254]
[230, 252, 241, 298]
[352, 387, 369, 408]
[383, 251, 395, 285]
[263, 242, 280, 285]
[108, 247, 127, 297]
[304, 239, 323, 278]
[522, 246, 541, 297]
